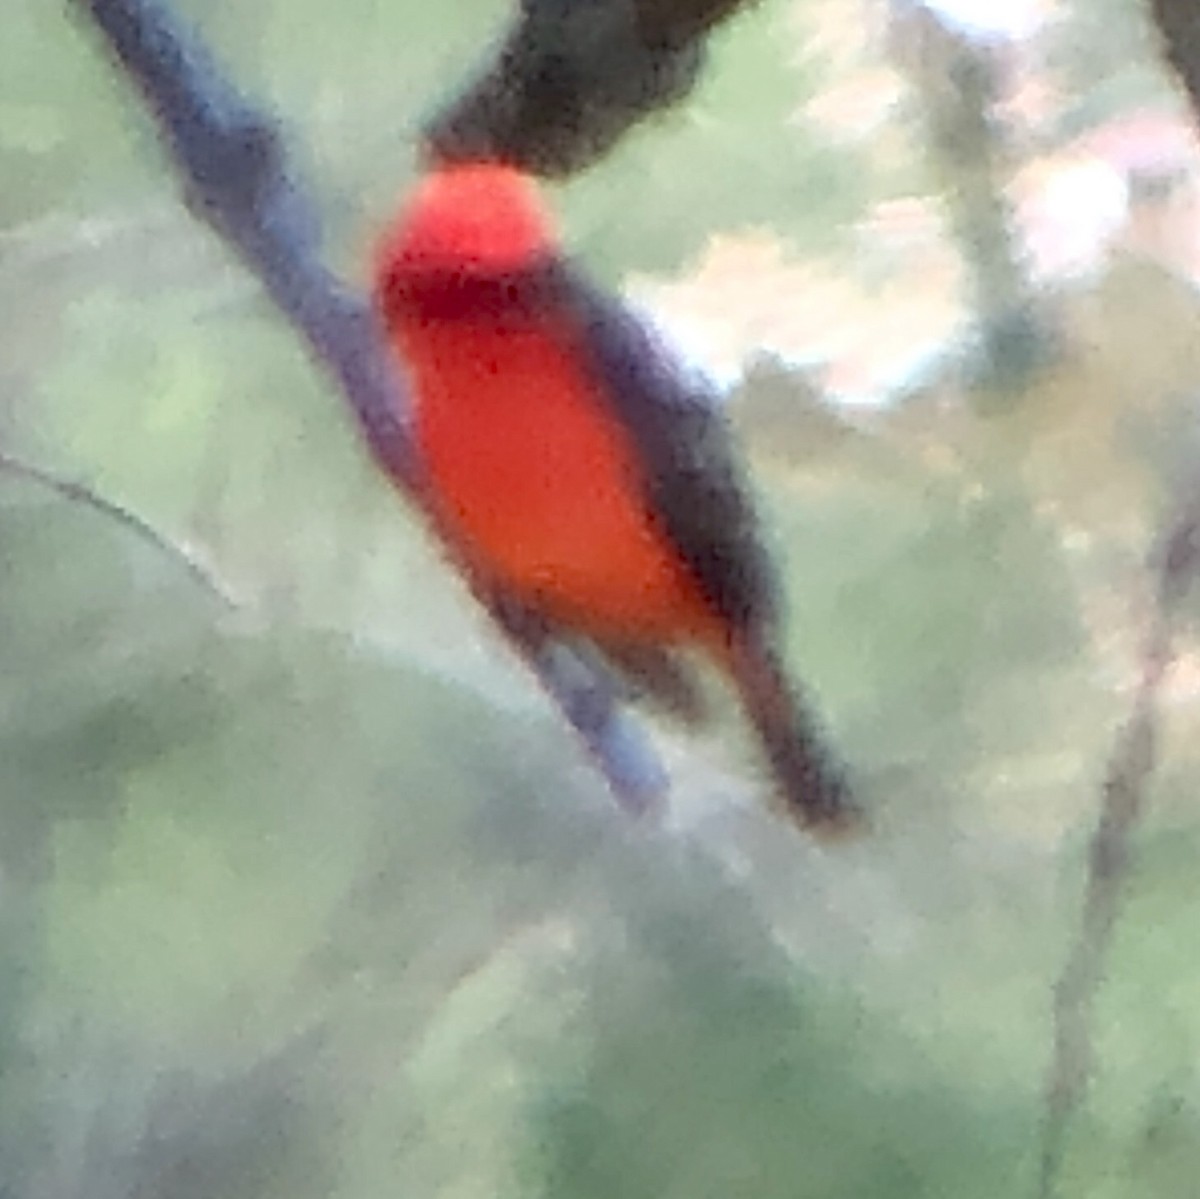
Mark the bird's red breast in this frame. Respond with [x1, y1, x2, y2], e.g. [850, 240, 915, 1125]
[374, 164, 725, 647]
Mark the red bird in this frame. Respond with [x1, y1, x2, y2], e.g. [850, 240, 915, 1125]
[374, 162, 856, 832]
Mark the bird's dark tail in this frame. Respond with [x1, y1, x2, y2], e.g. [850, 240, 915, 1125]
[725, 633, 861, 835]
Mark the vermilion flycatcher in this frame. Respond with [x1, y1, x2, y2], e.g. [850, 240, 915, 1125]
[374, 163, 856, 832]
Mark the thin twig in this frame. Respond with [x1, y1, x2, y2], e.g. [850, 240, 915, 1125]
[69, 0, 667, 811]
[1036, 471, 1200, 1198]
[0, 449, 238, 609]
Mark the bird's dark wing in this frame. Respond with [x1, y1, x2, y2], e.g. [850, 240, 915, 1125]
[379, 250, 777, 637]
[556, 265, 779, 639]
[549, 264, 857, 831]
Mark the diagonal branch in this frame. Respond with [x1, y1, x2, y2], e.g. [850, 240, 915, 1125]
[425, 0, 759, 178]
[69, 0, 667, 812]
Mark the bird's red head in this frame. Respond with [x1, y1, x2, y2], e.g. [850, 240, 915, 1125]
[375, 162, 557, 286]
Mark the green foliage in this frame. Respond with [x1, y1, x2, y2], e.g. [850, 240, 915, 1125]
[3, 0, 1200, 1196]
[562, 2, 870, 275]
[0, 489, 604, 1196]
[528, 858, 1031, 1199]
[769, 471, 1092, 796]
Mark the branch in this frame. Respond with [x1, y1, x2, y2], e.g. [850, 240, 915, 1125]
[0, 449, 238, 608]
[1148, 0, 1200, 125]
[70, 0, 668, 812]
[1036, 467, 1200, 1198]
[1035, 8, 1200, 1189]
[424, 0, 759, 177]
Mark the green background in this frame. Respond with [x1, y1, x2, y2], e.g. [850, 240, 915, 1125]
[1, 1, 1196, 1195]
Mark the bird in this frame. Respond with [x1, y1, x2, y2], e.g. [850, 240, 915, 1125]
[372, 161, 857, 833]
